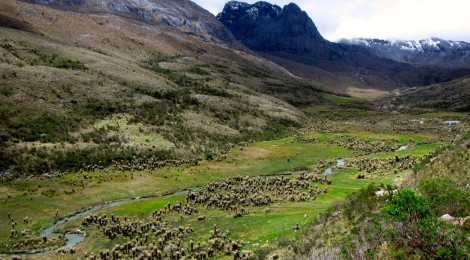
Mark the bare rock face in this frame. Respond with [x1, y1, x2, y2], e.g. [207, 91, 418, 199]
[217, 1, 410, 89]
[217, 1, 328, 56]
[20, 0, 236, 44]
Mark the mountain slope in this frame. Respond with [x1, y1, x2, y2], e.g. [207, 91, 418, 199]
[0, 0, 330, 176]
[21, 0, 237, 44]
[378, 77, 470, 112]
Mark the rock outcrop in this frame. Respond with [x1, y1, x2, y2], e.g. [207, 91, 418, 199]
[21, 0, 236, 44]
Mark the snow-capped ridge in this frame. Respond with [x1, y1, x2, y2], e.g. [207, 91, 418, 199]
[343, 37, 470, 53]
[225, 0, 251, 10]
[340, 37, 470, 69]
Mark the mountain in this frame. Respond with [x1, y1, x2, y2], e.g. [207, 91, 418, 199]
[218, 1, 470, 93]
[21, 0, 237, 44]
[216, 1, 328, 56]
[341, 37, 470, 69]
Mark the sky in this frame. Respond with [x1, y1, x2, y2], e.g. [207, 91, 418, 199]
[192, 0, 470, 42]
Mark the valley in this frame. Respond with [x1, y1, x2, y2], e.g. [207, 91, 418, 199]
[0, 0, 469, 259]
[1, 105, 467, 259]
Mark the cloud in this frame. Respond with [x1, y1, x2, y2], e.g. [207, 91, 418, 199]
[325, 0, 470, 41]
[192, 0, 470, 41]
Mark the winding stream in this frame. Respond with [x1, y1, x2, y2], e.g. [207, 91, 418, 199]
[4, 176, 279, 255]
[4, 190, 190, 256]
[40, 198, 135, 249]
[4, 156, 367, 256]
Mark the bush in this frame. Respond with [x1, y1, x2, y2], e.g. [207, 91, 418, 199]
[384, 188, 431, 222]
[384, 188, 469, 259]
[204, 151, 213, 161]
[9, 112, 81, 142]
[418, 178, 469, 217]
[28, 50, 86, 70]
[3, 145, 175, 175]
[0, 86, 13, 96]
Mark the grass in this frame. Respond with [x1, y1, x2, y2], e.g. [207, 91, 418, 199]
[90, 113, 175, 148]
[302, 131, 435, 144]
[415, 111, 468, 119]
[0, 140, 351, 244]
[0, 1, 467, 257]
[53, 169, 392, 256]
[368, 143, 444, 159]
[0, 107, 465, 257]
[209, 139, 354, 173]
[274, 134, 470, 260]
[321, 93, 367, 104]
[53, 169, 395, 259]
[301, 104, 378, 118]
[0, 19, 316, 177]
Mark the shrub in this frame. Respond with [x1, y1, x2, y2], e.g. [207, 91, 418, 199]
[9, 112, 81, 142]
[204, 151, 213, 161]
[384, 188, 469, 259]
[418, 178, 469, 217]
[28, 50, 86, 70]
[384, 188, 431, 222]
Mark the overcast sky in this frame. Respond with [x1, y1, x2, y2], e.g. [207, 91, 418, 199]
[192, 0, 470, 42]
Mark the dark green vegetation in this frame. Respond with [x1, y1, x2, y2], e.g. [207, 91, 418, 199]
[384, 188, 468, 259]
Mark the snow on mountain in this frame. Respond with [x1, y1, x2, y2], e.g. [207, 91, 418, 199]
[340, 37, 470, 69]
[217, 1, 282, 20]
[343, 37, 470, 53]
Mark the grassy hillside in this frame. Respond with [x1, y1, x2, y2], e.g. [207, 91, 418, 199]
[0, 0, 333, 177]
[377, 77, 470, 112]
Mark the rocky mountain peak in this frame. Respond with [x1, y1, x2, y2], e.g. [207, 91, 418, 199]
[218, 1, 282, 20]
[284, 2, 302, 12]
[217, 1, 326, 55]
